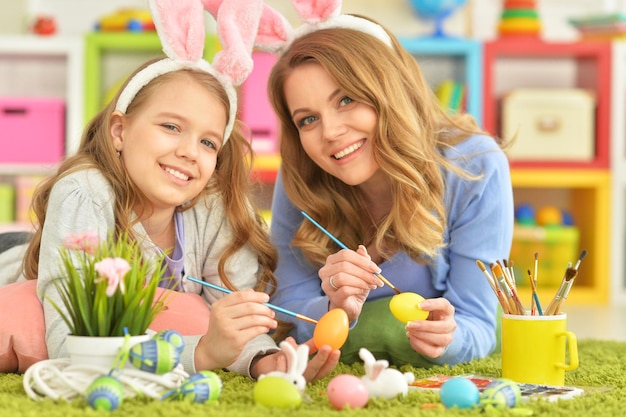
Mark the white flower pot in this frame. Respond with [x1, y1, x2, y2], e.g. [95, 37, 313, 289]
[65, 334, 150, 368]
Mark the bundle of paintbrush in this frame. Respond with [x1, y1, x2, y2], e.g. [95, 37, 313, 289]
[476, 250, 587, 316]
[543, 249, 587, 315]
[476, 259, 525, 315]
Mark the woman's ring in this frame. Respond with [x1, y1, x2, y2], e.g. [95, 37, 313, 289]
[329, 275, 339, 290]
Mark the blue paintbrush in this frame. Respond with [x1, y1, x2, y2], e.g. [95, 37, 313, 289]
[300, 210, 401, 294]
[185, 276, 318, 324]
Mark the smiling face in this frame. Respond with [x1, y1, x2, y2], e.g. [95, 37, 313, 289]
[110, 72, 227, 215]
[284, 63, 380, 186]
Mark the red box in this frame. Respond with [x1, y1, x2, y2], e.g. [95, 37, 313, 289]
[0, 97, 65, 163]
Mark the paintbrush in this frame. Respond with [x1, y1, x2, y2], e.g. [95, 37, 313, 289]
[527, 269, 543, 316]
[574, 249, 588, 271]
[300, 210, 402, 294]
[476, 260, 510, 314]
[531, 252, 539, 315]
[543, 267, 577, 316]
[491, 263, 522, 315]
[185, 276, 319, 324]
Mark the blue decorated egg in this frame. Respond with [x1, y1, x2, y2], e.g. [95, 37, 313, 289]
[129, 339, 180, 374]
[153, 330, 185, 354]
[87, 375, 124, 411]
[179, 371, 223, 403]
[479, 378, 521, 409]
[440, 377, 480, 409]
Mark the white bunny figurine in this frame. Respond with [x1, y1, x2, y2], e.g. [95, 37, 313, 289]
[258, 341, 309, 393]
[359, 348, 415, 400]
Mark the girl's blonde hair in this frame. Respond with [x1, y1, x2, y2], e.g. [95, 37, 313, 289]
[268, 19, 489, 267]
[24, 59, 278, 296]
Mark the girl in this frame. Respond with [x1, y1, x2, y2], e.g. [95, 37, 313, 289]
[0, 0, 338, 380]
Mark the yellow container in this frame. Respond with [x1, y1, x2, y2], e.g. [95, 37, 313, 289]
[501, 313, 578, 386]
[509, 225, 579, 287]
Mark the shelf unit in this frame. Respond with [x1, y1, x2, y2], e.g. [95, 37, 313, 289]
[0, 35, 84, 172]
[511, 169, 610, 305]
[483, 38, 612, 305]
[0, 35, 84, 230]
[400, 37, 483, 127]
[483, 38, 611, 169]
[610, 42, 626, 305]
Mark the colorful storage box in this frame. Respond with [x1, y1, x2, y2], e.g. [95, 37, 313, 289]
[501, 88, 595, 161]
[0, 97, 65, 163]
[509, 225, 580, 287]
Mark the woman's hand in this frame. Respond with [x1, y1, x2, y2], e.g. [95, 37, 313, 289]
[405, 297, 457, 358]
[318, 245, 383, 322]
[194, 289, 277, 371]
[250, 337, 340, 381]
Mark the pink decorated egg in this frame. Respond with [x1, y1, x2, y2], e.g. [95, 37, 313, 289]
[327, 374, 369, 410]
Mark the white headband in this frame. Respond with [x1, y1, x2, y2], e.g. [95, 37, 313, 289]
[114, 58, 238, 141]
[254, 0, 393, 54]
[114, 0, 264, 143]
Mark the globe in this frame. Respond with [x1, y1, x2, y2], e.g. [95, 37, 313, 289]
[408, 0, 468, 37]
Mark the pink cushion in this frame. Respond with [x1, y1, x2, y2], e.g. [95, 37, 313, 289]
[0, 282, 210, 374]
[0, 280, 47, 374]
[149, 288, 210, 334]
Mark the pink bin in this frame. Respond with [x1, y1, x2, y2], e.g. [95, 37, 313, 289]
[240, 52, 278, 154]
[0, 97, 65, 163]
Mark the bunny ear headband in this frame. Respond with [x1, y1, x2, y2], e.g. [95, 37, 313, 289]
[115, 0, 264, 142]
[254, 0, 393, 54]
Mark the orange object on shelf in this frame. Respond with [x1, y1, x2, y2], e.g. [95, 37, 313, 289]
[94, 9, 155, 32]
[498, 0, 541, 38]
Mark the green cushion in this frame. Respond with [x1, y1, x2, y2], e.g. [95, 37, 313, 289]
[339, 296, 435, 367]
[340, 296, 502, 366]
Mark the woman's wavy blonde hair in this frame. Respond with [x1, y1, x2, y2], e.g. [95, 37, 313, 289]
[268, 18, 492, 267]
[24, 59, 278, 297]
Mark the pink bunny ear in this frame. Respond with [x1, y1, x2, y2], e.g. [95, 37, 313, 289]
[204, 0, 263, 85]
[292, 0, 341, 23]
[255, 3, 293, 52]
[150, 0, 206, 62]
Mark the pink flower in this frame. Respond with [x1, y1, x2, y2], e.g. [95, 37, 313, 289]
[95, 257, 131, 296]
[63, 230, 100, 255]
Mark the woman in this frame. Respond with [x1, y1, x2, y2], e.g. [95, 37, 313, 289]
[264, 8, 514, 366]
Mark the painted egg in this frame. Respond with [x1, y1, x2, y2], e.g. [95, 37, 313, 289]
[479, 378, 521, 409]
[153, 329, 185, 354]
[389, 292, 429, 324]
[327, 374, 369, 410]
[180, 371, 223, 403]
[129, 339, 180, 374]
[313, 308, 349, 350]
[440, 377, 480, 409]
[87, 375, 124, 411]
[253, 376, 302, 408]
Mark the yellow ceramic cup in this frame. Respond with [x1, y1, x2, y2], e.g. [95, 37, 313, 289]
[501, 313, 578, 386]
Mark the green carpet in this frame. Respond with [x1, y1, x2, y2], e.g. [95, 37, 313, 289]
[0, 339, 624, 416]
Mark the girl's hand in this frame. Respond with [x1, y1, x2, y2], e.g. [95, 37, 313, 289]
[405, 297, 457, 358]
[251, 337, 340, 381]
[194, 289, 277, 371]
[318, 245, 383, 321]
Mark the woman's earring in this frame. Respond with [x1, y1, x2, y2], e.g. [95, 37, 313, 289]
[116, 150, 121, 157]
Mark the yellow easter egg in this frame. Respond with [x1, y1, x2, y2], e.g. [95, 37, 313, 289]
[313, 308, 349, 350]
[389, 292, 428, 324]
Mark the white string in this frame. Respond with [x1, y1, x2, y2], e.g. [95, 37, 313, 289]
[23, 358, 189, 402]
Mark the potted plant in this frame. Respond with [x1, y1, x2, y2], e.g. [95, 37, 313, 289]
[47, 230, 171, 366]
